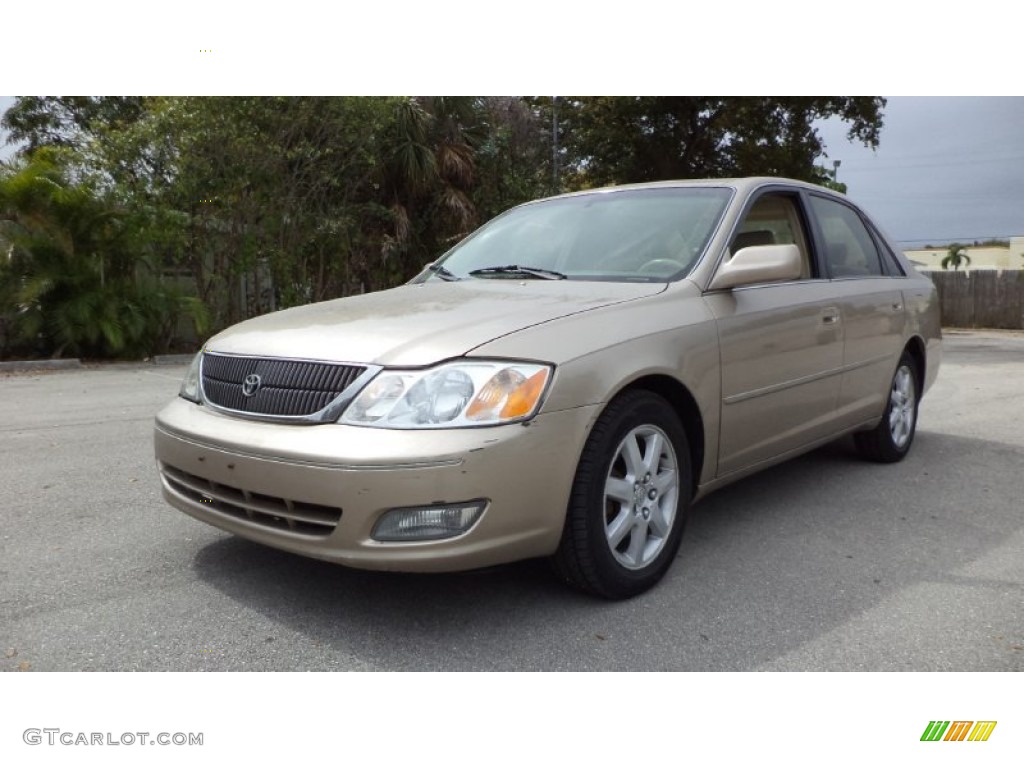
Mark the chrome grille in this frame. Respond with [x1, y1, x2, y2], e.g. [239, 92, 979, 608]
[201, 353, 366, 418]
[160, 462, 342, 536]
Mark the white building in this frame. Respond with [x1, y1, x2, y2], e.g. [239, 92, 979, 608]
[905, 237, 1024, 271]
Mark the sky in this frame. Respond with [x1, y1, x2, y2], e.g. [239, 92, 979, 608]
[3, 95, 1021, 249]
[815, 97, 1024, 247]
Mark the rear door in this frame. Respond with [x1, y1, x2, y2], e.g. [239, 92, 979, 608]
[806, 194, 907, 429]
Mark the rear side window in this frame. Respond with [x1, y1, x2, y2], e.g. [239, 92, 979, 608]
[809, 196, 885, 278]
[866, 223, 907, 276]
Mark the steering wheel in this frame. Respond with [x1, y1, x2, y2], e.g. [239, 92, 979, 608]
[637, 258, 687, 276]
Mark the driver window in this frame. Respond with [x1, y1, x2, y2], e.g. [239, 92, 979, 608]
[729, 194, 813, 279]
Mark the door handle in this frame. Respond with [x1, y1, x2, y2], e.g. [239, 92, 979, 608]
[821, 307, 840, 325]
[891, 302, 904, 312]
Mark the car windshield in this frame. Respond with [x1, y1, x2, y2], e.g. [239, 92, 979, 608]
[426, 187, 732, 282]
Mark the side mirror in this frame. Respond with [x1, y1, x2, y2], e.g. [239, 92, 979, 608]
[708, 244, 803, 291]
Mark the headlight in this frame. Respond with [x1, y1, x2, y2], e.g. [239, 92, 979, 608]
[178, 351, 203, 403]
[341, 360, 552, 428]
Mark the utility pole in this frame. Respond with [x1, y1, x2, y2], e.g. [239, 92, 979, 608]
[552, 96, 560, 193]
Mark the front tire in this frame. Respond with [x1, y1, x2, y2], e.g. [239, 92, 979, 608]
[854, 351, 919, 463]
[552, 390, 691, 599]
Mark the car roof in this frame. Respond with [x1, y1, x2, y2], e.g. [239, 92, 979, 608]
[527, 176, 839, 205]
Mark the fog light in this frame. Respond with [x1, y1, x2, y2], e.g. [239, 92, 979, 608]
[372, 501, 487, 542]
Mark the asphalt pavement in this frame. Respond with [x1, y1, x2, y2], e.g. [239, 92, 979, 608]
[1, 333, 1021, 671]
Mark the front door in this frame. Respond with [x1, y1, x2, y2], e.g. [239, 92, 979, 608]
[705, 192, 844, 477]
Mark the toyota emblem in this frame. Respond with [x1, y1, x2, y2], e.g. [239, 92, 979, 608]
[242, 373, 262, 397]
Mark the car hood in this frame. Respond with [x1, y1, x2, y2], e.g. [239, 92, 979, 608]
[206, 280, 667, 366]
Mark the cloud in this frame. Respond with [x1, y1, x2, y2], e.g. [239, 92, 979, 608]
[817, 97, 1024, 245]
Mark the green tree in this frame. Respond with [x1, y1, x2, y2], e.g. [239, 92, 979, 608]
[2, 97, 148, 153]
[474, 97, 553, 217]
[88, 96, 498, 327]
[4, 96, 889, 353]
[0, 150, 206, 358]
[815, 164, 848, 194]
[941, 244, 972, 271]
[380, 97, 480, 282]
[558, 97, 885, 187]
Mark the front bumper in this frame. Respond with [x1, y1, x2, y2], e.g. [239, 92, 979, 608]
[154, 398, 598, 571]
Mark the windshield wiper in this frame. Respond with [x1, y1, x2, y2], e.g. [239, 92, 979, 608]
[468, 264, 567, 280]
[426, 263, 461, 281]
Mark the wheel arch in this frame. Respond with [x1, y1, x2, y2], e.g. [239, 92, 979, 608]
[904, 335, 926, 394]
[614, 374, 705, 499]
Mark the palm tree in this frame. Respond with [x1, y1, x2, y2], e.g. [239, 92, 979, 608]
[941, 244, 971, 271]
[381, 98, 480, 281]
[0, 151, 206, 358]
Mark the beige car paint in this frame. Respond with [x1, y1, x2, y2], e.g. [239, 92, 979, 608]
[832, 277, 909, 427]
[155, 400, 598, 569]
[703, 280, 846, 475]
[204, 278, 666, 366]
[154, 177, 942, 573]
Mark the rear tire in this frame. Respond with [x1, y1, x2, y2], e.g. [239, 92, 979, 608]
[854, 351, 919, 463]
[551, 390, 691, 599]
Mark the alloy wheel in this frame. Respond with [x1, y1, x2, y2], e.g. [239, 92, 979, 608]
[603, 425, 679, 570]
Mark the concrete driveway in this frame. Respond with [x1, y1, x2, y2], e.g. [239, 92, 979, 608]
[1, 332, 1021, 671]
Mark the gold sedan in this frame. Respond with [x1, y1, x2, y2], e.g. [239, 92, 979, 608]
[154, 178, 941, 598]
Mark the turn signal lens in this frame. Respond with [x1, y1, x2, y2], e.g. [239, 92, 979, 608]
[501, 369, 549, 418]
[466, 368, 525, 420]
[466, 367, 550, 422]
